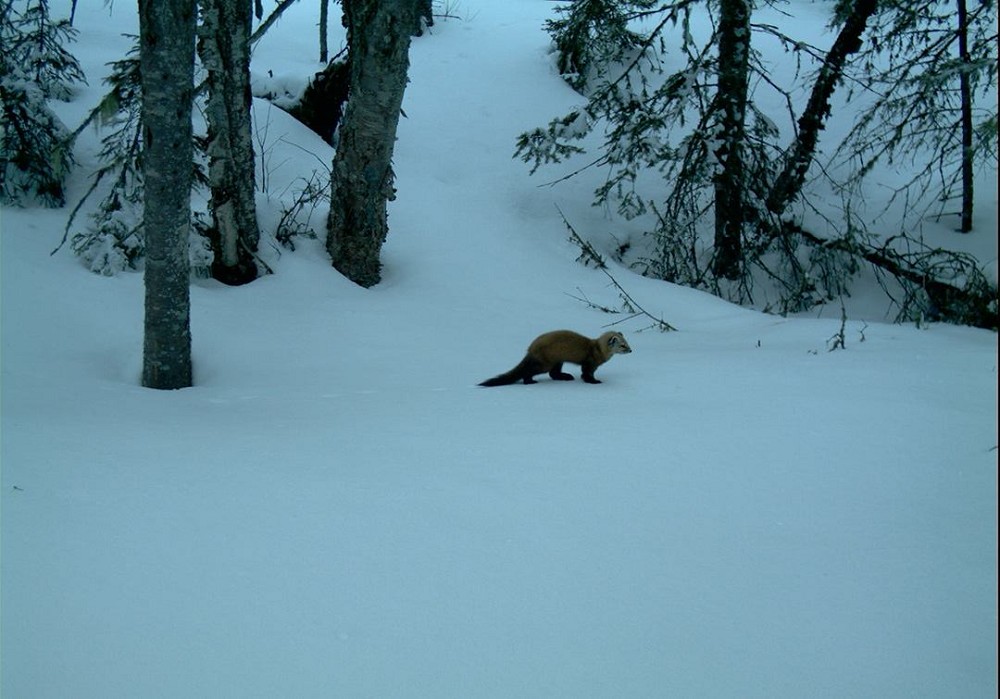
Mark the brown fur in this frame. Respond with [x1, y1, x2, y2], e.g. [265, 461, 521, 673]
[479, 330, 631, 386]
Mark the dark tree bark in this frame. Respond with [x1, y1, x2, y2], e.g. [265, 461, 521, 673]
[326, 0, 418, 287]
[319, 0, 330, 63]
[139, 0, 195, 389]
[956, 0, 974, 233]
[198, 0, 260, 285]
[712, 0, 751, 281]
[766, 0, 879, 216]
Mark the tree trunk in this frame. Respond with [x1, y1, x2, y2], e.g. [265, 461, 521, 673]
[326, 0, 417, 287]
[139, 0, 195, 389]
[956, 0, 974, 233]
[766, 0, 878, 216]
[320, 0, 329, 63]
[198, 0, 260, 285]
[712, 0, 751, 281]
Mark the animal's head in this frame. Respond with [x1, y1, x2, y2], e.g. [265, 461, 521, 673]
[602, 331, 632, 355]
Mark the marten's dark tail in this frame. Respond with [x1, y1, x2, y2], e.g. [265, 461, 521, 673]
[479, 371, 519, 387]
[478, 356, 539, 387]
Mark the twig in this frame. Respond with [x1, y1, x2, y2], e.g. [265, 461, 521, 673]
[598, 264, 678, 332]
[250, 0, 301, 45]
[827, 300, 848, 351]
[556, 207, 678, 332]
[565, 287, 619, 314]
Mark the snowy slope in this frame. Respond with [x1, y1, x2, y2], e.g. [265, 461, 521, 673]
[2, 1, 997, 697]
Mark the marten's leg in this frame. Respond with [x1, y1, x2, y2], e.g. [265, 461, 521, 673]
[519, 357, 545, 384]
[581, 363, 602, 384]
[549, 362, 574, 381]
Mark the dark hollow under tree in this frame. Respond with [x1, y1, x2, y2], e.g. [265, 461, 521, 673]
[290, 57, 351, 146]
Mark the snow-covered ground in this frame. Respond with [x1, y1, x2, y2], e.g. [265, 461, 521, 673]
[2, 1, 997, 697]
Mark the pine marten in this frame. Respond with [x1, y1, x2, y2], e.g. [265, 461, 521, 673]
[479, 330, 632, 386]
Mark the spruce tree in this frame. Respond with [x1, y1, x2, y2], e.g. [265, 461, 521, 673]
[834, 0, 997, 233]
[0, 0, 84, 206]
[63, 46, 146, 274]
[517, 0, 996, 326]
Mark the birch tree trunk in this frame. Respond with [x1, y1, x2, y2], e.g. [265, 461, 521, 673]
[326, 0, 418, 287]
[712, 0, 751, 281]
[139, 0, 195, 389]
[198, 0, 260, 285]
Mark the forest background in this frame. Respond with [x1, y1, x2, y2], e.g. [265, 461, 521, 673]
[1, 1, 997, 697]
